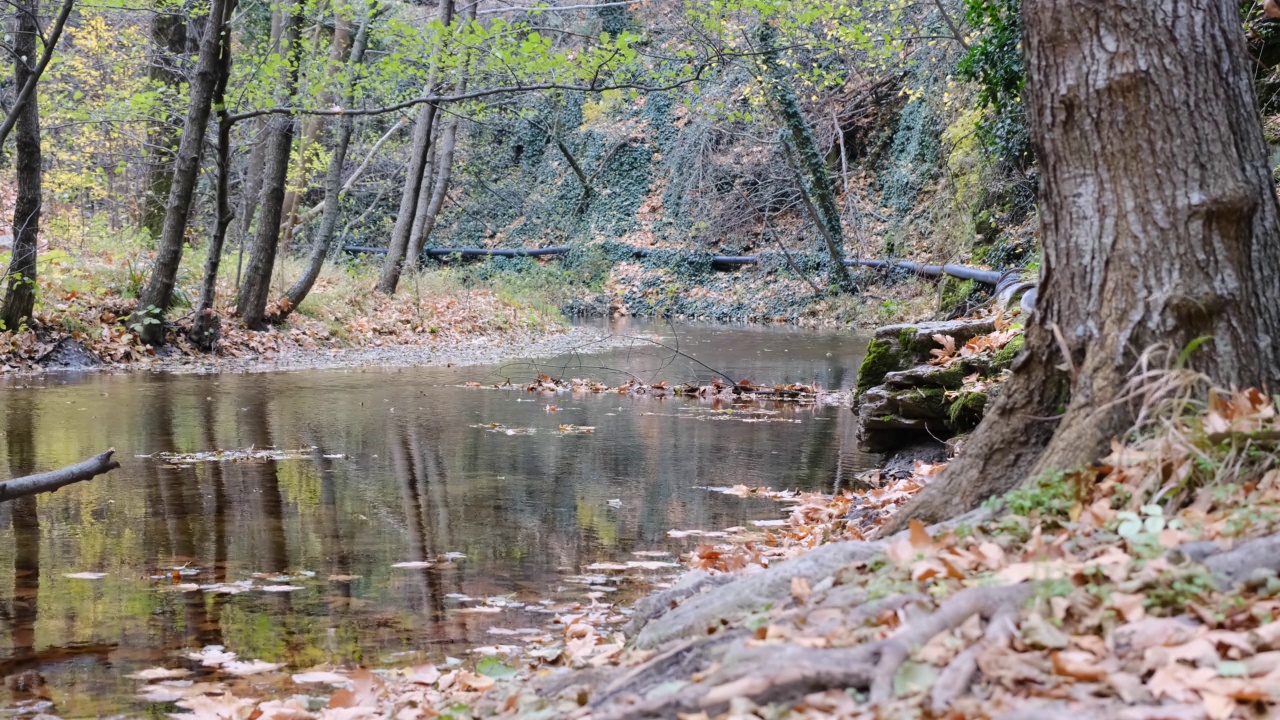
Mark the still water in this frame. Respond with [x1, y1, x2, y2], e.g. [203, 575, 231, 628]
[0, 320, 869, 714]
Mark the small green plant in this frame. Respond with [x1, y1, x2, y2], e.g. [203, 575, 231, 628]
[127, 305, 162, 333]
[1004, 468, 1088, 518]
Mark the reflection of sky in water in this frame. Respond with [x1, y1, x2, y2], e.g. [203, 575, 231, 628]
[0, 320, 868, 714]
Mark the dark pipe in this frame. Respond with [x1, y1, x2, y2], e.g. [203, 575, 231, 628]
[425, 246, 570, 258]
[338, 244, 1017, 287]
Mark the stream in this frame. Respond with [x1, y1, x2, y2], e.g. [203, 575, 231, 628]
[0, 319, 870, 714]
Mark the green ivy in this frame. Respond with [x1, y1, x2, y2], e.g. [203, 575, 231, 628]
[955, 0, 1031, 168]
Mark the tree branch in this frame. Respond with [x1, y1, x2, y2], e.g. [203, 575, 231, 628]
[225, 65, 712, 124]
[0, 450, 120, 503]
[0, 0, 75, 148]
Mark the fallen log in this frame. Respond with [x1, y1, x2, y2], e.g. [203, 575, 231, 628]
[0, 450, 119, 503]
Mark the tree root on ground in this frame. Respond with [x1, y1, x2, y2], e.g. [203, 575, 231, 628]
[597, 583, 1035, 719]
[630, 540, 883, 650]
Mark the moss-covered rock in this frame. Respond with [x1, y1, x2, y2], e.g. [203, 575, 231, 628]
[992, 333, 1025, 371]
[947, 391, 988, 432]
[857, 338, 901, 392]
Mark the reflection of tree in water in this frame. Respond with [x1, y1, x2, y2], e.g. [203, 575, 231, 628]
[391, 422, 466, 645]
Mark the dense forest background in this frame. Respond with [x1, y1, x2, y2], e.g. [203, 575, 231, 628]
[5, 0, 1280, 343]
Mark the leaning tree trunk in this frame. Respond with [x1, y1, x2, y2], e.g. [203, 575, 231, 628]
[883, 0, 1280, 532]
[757, 23, 855, 294]
[274, 2, 376, 320]
[0, 0, 44, 331]
[131, 0, 232, 345]
[236, 0, 302, 330]
[376, 0, 454, 295]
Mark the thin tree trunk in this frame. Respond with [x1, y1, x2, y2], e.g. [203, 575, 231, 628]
[0, 0, 73, 149]
[280, 16, 352, 250]
[406, 118, 461, 263]
[293, 116, 407, 227]
[235, 122, 269, 289]
[142, 7, 190, 240]
[131, 0, 232, 345]
[376, 0, 455, 294]
[1, 0, 44, 331]
[757, 23, 855, 294]
[232, 9, 283, 290]
[189, 0, 238, 349]
[235, 0, 303, 329]
[883, 0, 1280, 532]
[274, 2, 376, 320]
[404, 0, 476, 270]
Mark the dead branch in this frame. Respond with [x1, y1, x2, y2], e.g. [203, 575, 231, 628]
[0, 450, 119, 502]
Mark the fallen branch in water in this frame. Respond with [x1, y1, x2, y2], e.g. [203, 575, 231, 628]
[0, 450, 119, 502]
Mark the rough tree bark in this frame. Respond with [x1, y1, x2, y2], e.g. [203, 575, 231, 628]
[883, 0, 1280, 532]
[273, 1, 377, 320]
[376, 0, 455, 295]
[0, 0, 44, 331]
[131, 0, 232, 345]
[235, 0, 303, 330]
[142, 4, 192, 240]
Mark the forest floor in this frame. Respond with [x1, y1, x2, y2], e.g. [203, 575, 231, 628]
[122, 327, 1280, 720]
[0, 238, 603, 374]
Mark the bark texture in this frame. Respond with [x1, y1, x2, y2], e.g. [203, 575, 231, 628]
[235, 0, 302, 330]
[884, 0, 1280, 531]
[376, 0, 454, 294]
[1, 0, 44, 331]
[132, 0, 232, 345]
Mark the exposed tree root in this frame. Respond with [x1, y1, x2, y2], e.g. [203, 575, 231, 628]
[598, 583, 1035, 719]
[630, 541, 883, 650]
[929, 598, 1020, 714]
[1201, 532, 1280, 588]
[867, 583, 1034, 705]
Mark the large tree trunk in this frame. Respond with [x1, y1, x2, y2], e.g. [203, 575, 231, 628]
[376, 0, 454, 295]
[883, 0, 1280, 532]
[131, 0, 232, 345]
[0, 0, 44, 331]
[274, 2, 376, 320]
[142, 6, 190, 241]
[235, 0, 302, 330]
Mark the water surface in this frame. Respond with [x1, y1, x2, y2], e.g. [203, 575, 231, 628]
[0, 319, 869, 714]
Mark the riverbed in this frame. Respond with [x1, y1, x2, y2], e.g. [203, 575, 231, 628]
[0, 319, 869, 715]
